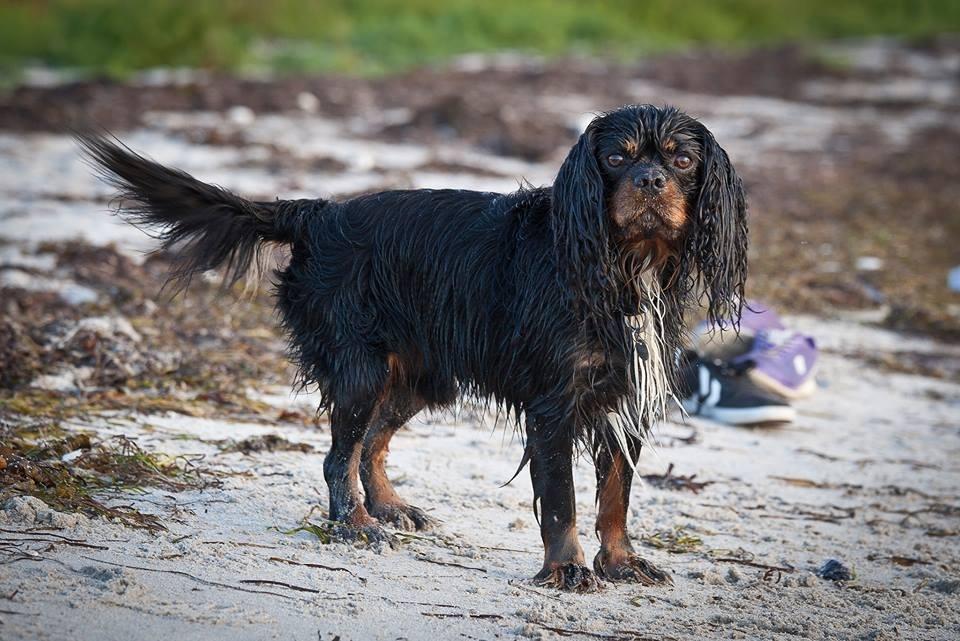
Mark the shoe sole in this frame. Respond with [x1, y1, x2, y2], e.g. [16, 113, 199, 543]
[682, 399, 796, 426]
[748, 368, 817, 401]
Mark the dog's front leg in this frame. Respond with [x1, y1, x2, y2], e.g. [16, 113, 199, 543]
[592, 435, 671, 586]
[526, 416, 600, 592]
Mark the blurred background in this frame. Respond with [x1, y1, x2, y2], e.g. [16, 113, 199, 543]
[1, 0, 958, 78]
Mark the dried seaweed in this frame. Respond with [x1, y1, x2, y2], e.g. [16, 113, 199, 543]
[527, 622, 678, 641]
[640, 527, 703, 553]
[770, 475, 862, 491]
[268, 555, 367, 583]
[867, 554, 932, 567]
[275, 520, 336, 544]
[414, 554, 487, 573]
[641, 463, 713, 494]
[0, 427, 219, 530]
[220, 434, 314, 455]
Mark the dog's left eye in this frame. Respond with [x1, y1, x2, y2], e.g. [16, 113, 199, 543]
[673, 154, 693, 170]
[606, 154, 624, 167]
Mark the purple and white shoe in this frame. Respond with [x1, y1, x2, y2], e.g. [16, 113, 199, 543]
[732, 329, 818, 400]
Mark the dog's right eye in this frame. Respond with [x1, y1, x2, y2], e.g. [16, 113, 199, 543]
[606, 154, 624, 167]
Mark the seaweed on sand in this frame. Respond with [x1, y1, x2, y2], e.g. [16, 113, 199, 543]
[0, 427, 220, 530]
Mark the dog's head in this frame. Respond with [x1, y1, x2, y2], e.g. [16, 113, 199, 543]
[552, 104, 748, 327]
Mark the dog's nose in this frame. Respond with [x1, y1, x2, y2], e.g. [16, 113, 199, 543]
[633, 166, 667, 193]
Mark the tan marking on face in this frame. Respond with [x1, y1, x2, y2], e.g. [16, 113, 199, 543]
[658, 180, 688, 229]
[609, 176, 689, 232]
[662, 138, 677, 153]
[622, 139, 639, 158]
[608, 176, 688, 272]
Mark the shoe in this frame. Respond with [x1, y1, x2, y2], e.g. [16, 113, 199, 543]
[731, 329, 817, 400]
[691, 300, 785, 361]
[680, 355, 795, 426]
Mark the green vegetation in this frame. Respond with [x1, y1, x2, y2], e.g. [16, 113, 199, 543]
[1, 0, 958, 78]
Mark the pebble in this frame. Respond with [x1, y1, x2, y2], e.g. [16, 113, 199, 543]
[227, 105, 256, 126]
[928, 579, 960, 594]
[1, 495, 89, 528]
[948, 266, 960, 292]
[816, 559, 854, 581]
[855, 256, 883, 271]
[297, 91, 319, 113]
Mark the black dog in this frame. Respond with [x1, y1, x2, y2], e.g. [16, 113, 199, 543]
[80, 104, 747, 591]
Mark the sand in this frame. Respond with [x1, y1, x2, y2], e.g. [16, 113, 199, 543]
[2, 315, 958, 640]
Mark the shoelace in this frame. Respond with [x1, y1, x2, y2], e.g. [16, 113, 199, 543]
[753, 329, 808, 359]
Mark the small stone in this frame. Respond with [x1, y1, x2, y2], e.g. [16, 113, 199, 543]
[60, 284, 99, 305]
[816, 559, 854, 581]
[948, 266, 960, 292]
[1, 495, 88, 528]
[518, 623, 545, 639]
[227, 105, 255, 126]
[297, 91, 319, 113]
[690, 568, 725, 585]
[928, 578, 960, 594]
[726, 567, 743, 584]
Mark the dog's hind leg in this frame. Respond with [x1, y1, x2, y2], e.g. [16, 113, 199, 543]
[527, 413, 600, 592]
[323, 356, 391, 544]
[360, 386, 434, 531]
[592, 435, 671, 585]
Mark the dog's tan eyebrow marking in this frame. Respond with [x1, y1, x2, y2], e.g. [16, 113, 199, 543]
[621, 139, 639, 157]
[661, 138, 677, 152]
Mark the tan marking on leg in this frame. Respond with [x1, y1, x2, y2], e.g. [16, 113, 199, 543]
[362, 426, 403, 507]
[595, 452, 631, 561]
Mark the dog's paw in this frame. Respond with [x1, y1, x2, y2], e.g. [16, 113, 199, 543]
[329, 521, 395, 550]
[594, 552, 672, 586]
[368, 502, 437, 532]
[534, 563, 602, 592]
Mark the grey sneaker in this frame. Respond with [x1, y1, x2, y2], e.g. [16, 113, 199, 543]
[680, 355, 796, 426]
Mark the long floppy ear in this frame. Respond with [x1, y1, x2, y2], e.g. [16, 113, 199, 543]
[551, 126, 614, 317]
[688, 125, 749, 327]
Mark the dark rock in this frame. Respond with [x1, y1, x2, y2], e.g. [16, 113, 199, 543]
[816, 559, 854, 581]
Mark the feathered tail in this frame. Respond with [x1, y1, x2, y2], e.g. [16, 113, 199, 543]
[77, 133, 324, 289]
